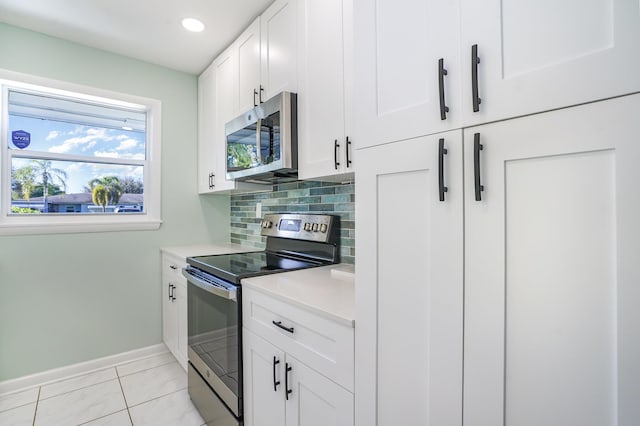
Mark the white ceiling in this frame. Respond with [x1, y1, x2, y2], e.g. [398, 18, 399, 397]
[0, 0, 273, 75]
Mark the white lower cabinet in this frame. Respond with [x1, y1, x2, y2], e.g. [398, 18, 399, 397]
[356, 130, 464, 426]
[462, 94, 640, 426]
[243, 287, 354, 426]
[244, 330, 353, 426]
[355, 94, 640, 426]
[161, 253, 188, 370]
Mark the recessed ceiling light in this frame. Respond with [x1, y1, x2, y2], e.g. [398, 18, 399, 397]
[182, 18, 205, 33]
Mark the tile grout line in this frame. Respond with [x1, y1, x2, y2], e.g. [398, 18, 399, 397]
[33, 356, 175, 405]
[116, 359, 176, 379]
[38, 376, 115, 403]
[31, 386, 41, 426]
[115, 367, 135, 426]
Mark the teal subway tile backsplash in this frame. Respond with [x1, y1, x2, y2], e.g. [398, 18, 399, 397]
[230, 181, 355, 264]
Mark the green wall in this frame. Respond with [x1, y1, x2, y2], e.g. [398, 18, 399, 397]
[0, 23, 230, 381]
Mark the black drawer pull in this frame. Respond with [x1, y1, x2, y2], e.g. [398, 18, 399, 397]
[273, 356, 281, 391]
[285, 362, 293, 400]
[438, 138, 448, 201]
[471, 44, 482, 112]
[438, 58, 449, 120]
[474, 133, 484, 201]
[272, 320, 294, 334]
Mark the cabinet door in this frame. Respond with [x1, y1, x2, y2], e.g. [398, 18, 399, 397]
[463, 94, 640, 426]
[162, 278, 178, 355]
[197, 63, 216, 194]
[238, 18, 262, 113]
[175, 280, 188, 370]
[261, 0, 298, 101]
[461, 0, 640, 126]
[297, 0, 354, 180]
[285, 355, 353, 426]
[162, 259, 179, 358]
[213, 47, 240, 192]
[354, 0, 461, 149]
[355, 131, 464, 426]
[243, 329, 286, 426]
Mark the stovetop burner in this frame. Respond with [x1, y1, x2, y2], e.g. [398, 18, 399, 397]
[187, 251, 325, 284]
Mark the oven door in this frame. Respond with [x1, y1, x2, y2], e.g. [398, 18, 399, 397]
[183, 267, 242, 419]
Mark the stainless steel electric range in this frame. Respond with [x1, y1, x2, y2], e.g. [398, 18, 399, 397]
[182, 213, 340, 426]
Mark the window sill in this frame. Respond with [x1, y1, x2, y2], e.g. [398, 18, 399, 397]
[0, 219, 162, 236]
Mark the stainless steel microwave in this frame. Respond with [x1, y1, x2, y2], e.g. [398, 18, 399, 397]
[225, 91, 298, 183]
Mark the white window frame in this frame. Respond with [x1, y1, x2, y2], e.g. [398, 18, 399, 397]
[0, 69, 162, 235]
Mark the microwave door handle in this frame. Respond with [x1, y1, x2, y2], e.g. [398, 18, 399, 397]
[256, 119, 262, 164]
[182, 268, 237, 301]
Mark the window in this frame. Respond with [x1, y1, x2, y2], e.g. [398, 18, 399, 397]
[1, 71, 161, 235]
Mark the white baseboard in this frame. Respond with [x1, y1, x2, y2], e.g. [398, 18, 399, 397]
[0, 343, 169, 396]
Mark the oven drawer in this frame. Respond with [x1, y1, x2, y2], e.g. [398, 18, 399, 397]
[242, 287, 354, 392]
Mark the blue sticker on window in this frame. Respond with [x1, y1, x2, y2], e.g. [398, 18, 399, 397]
[12, 130, 31, 149]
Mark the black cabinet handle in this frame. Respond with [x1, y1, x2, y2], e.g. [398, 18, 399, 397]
[473, 133, 484, 201]
[168, 283, 172, 299]
[471, 44, 482, 112]
[438, 138, 448, 201]
[285, 362, 293, 400]
[345, 136, 352, 168]
[272, 320, 294, 334]
[334, 140, 340, 170]
[273, 356, 281, 391]
[168, 284, 176, 301]
[438, 58, 449, 120]
[253, 89, 258, 107]
[259, 85, 264, 104]
[209, 173, 215, 189]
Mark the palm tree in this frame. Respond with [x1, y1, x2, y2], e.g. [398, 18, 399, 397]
[88, 176, 123, 206]
[31, 160, 67, 213]
[13, 165, 37, 206]
[92, 185, 110, 212]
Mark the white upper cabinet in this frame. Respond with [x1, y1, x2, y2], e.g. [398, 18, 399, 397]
[198, 47, 265, 194]
[197, 63, 217, 194]
[237, 18, 262, 113]
[210, 47, 239, 192]
[354, 0, 462, 149]
[354, 0, 640, 148]
[297, 0, 354, 181]
[460, 0, 640, 126]
[261, 0, 298, 101]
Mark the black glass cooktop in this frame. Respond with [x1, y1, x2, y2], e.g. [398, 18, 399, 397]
[187, 251, 325, 284]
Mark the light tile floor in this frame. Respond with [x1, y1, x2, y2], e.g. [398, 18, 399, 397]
[0, 353, 206, 426]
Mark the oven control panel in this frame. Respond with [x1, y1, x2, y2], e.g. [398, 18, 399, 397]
[260, 213, 337, 243]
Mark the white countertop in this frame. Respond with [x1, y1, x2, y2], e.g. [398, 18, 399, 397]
[241, 263, 355, 327]
[161, 242, 258, 260]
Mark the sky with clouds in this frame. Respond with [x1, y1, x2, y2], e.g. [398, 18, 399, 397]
[9, 115, 145, 194]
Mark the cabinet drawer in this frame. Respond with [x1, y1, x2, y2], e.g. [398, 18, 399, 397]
[162, 254, 186, 284]
[243, 287, 354, 392]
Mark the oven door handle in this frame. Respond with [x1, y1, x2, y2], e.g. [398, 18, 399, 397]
[182, 268, 237, 301]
